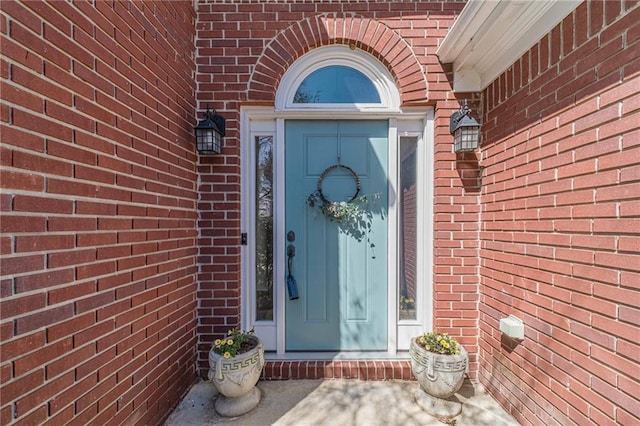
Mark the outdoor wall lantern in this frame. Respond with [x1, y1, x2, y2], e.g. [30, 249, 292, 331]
[450, 101, 480, 153]
[194, 107, 225, 154]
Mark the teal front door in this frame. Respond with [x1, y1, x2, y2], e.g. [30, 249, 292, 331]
[285, 120, 388, 351]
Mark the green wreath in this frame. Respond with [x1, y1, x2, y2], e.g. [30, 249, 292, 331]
[306, 164, 369, 223]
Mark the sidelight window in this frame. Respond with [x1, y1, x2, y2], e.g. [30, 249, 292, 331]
[255, 136, 274, 321]
[399, 137, 418, 321]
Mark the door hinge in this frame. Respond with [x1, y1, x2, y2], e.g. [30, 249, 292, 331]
[241, 233, 248, 245]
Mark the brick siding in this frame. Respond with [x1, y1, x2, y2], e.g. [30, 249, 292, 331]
[1, 1, 198, 425]
[479, 1, 640, 424]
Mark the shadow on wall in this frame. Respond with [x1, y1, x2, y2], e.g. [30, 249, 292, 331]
[456, 152, 483, 193]
[500, 335, 523, 353]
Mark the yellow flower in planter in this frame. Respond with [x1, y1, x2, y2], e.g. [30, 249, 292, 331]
[212, 328, 255, 358]
[415, 331, 460, 355]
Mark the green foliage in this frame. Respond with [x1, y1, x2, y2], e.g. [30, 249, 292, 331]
[212, 328, 255, 358]
[306, 191, 373, 223]
[416, 331, 461, 355]
[306, 192, 380, 242]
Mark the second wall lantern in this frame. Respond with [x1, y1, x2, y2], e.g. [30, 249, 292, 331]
[450, 101, 480, 153]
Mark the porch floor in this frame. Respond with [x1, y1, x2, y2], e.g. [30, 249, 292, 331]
[165, 378, 518, 426]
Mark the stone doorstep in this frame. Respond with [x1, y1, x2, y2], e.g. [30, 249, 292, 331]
[261, 359, 415, 380]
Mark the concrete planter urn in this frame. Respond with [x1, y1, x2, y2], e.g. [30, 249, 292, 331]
[410, 336, 468, 418]
[208, 335, 265, 417]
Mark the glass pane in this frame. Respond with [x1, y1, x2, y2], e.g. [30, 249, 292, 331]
[255, 136, 274, 321]
[293, 65, 381, 103]
[399, 137, 417, 321]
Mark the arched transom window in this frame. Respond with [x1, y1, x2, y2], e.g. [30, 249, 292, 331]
[276, 45, 400, 112]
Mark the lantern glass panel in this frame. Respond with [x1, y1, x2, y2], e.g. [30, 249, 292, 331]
[196, 129, 221, 154]
[453, 126, 479, 152]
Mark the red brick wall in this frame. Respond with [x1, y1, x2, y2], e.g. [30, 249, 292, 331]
[1, 1, 198, 425]
[194, 0, 482, 376]
[479, 1, 640, 424]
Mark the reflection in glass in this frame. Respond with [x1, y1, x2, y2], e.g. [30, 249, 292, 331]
[256, 136, 274, 321]
[399, 137, 417, 321]
[293, 65, 381, 104]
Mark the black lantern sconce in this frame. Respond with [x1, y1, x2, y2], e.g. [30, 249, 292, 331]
[450, 101, 480, 153]
[194, 107, 225, 154]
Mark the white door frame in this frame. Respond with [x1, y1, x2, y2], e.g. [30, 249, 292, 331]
[240, 108, 433, 356]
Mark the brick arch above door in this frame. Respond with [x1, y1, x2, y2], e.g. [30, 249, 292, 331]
[247, 13, 427, 105]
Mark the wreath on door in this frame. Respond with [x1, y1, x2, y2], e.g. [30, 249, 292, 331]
[306, 164, 375, 224]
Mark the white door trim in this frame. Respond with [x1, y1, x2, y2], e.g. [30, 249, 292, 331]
[241, 107, 433, 355]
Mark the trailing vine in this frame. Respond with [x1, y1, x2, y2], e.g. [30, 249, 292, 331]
[306, 191, 373, 224]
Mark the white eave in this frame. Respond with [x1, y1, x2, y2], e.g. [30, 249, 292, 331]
[436, 0, 582, 92]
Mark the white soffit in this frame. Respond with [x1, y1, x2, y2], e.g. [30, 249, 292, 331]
[436, 0, 582, 92]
